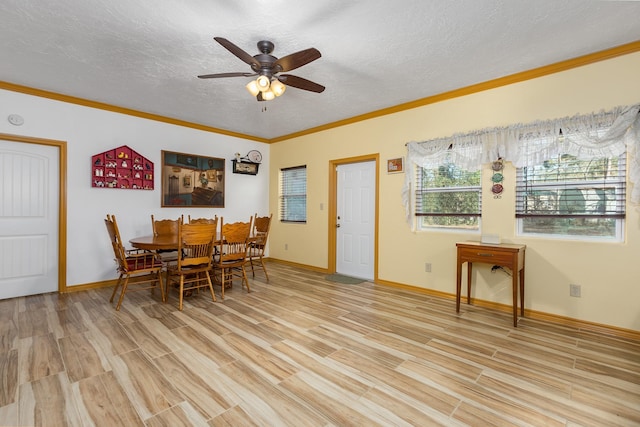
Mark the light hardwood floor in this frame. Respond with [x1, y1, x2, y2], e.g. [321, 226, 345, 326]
[0, 262, 639, 426]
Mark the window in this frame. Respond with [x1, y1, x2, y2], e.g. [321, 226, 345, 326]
[516, 152, 626, 240]
[280, 165, 307, 223]
[415, 161, 481, 230]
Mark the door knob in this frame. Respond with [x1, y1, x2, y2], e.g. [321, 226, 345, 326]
[336, 224, 341, 228]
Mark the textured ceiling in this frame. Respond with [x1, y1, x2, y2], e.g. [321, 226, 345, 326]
[1, 0, 639, 141]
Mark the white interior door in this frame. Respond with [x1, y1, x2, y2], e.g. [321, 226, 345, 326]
[0, 139, 59, 299]
[336, 161, 375, 280]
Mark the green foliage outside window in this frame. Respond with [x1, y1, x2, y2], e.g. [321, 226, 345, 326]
[517, 154, 625, 238]
[416, 162, 481, 229]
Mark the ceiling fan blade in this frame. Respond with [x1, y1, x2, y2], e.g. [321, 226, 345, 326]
[213, 37, 260, 69]
[278, 74, 325, 93]
[273, 48, 321, 72]
[198, 72, 257, 79]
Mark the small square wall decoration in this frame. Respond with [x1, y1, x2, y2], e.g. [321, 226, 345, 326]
[387, 157, 404, 174]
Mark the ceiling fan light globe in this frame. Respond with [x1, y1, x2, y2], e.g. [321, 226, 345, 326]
[271, 79, 286, 97]
[262, 90, 275, 101]
[256, 75, 271, 91]
[245, 80, 260, 96]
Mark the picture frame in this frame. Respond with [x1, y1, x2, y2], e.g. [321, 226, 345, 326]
[387, 157, 404, 174]
[161, 150, 225, 207]
[232, 160, 259, 175]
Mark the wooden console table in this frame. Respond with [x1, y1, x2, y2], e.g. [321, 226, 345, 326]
[456, 241, 526, 327]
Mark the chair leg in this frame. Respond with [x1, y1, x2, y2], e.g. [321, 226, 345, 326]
[260, 256, 269, 282]
[220, 268, 225, 300]
[115, 275, 131, 311]
[157, 271, 166, 303]
[178, 275, 185, 311]
[250, 256, 256, 277]
[165, 271, 172, 302]
[109, 273, 125, 303]
[241, 266, 251, 293]
[205, 271, 217, 302]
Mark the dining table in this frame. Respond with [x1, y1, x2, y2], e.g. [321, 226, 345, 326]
[129, 234, 179, 251]
[129, 233, 256, 251]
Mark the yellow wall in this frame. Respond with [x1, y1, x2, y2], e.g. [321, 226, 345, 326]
[269, 52, 640, 331]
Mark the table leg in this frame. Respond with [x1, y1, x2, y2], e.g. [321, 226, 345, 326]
[512, 270, 518, 327]
[456, 260, 462, 313]
[520, 267, 525, 317]
[466, 262, 473, 304]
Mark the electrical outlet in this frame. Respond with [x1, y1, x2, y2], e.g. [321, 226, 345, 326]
[425, 263, 432, 273]
[570, 284, 581, 297]
[285, 243, 288, 250]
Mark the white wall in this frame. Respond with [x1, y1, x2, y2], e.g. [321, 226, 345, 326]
[0, 89, 269, 288]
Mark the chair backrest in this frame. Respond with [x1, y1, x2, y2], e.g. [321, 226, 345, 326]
[104, 214, 128, 272]
[219, 217, 253, 263]
[177, 222, 216, 269]
[151, 215, 180, 237]
[252, 213, 272, 248]
[188, 215, 218, 226]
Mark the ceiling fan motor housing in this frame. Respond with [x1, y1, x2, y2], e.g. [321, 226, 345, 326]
[253, 41, 279, 76]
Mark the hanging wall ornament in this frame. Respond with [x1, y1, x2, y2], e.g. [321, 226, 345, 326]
[490, 158, 504, 196]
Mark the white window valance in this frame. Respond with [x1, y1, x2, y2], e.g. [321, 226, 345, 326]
[402, 103, 640, 226]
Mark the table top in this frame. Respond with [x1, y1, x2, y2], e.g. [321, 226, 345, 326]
[129, 235, 178, 251]
[130, 232, 249, 251]
[456, 241, 526, 251]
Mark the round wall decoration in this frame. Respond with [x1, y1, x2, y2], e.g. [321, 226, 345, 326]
[491, 172, 504, 183]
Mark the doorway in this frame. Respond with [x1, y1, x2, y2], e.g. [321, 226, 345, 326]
[0, 133, 67, 298]
[328, 154, 378, 281]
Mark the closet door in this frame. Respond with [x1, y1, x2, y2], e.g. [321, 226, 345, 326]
[0, 139, 59, 298]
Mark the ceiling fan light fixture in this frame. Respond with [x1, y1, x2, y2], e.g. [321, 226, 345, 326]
[256, 75, 271, 92]
[245, 80, 260, 96]
[262, 90, 275, 101]
[271, 79, 286, 97]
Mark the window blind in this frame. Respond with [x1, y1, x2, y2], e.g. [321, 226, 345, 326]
[280, 165, 307, 223]
[516, 154, 626, 219]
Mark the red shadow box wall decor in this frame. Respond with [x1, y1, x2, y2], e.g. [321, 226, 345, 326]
[91, 145, 154, 190]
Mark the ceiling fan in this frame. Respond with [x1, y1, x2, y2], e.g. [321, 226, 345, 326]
[198, 37, 325, 101]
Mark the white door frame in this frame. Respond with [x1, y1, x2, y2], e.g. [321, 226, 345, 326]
[0, 133, 67, 293]
[328, 154, 378, 280]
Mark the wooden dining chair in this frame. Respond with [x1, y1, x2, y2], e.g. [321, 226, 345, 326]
[165, 221, 217, 310]
[151, 214, 181, 263]
[213, 217, 253, 300]
[248, 213, 272, 281]
[104, 214, 165, 310]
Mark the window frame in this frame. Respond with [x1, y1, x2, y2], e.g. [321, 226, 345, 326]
[279, 165, 307, 223]
[515, 152, 626, 241]
[415, 161, 482, 231]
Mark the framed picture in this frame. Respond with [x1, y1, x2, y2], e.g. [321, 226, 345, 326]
[387, 157, 404, 174]
[161, 150, 225, 207]
[232, 160, 259, 175]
